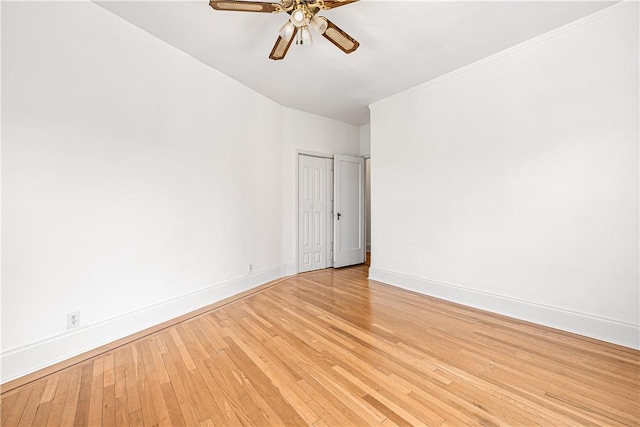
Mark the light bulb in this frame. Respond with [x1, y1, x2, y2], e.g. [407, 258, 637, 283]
[291, 9, 306, 27]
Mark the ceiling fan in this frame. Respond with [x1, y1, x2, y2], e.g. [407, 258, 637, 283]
[209, 0, 360, 60]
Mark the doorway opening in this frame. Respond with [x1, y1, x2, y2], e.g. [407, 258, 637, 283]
[297, 153, 365, 273]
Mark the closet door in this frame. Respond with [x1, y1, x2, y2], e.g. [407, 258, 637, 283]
[333, 154, 365, 268]
[298, 155, 330, 273]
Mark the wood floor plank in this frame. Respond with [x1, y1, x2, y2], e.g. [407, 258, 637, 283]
[111, 351, 130, 427]
[87, 358, 104, 427]
[2, 265, 639, 426]
[159, 382, 186, 426]
[38, 375, 59, 406]
[160, 352, 201, 426]
[30, 400, 53, 427]
[44, 371, 72, 427]
[220, 335, 308, 426]
[134, 344, 156, 427]
[120, 347, 142, 417]
[168, 329, 196, 371]
[16, 381, 46, 427]
[101, 384, 116, 427]
[194, 357, 244, 426]
[72, 363, 93, 427]
[2, 385, 32, 426]
[175, 357, 220, 424]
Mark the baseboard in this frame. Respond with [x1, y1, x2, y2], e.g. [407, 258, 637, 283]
[281, 262, 298, 277]
[1, 265, 292, 385]
[368, 267, 640, 350]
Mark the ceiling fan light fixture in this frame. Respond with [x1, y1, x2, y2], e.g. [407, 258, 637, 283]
[209, 0, 362, 60]
[300, 26, 313, 45]
[279, 20, 296, 41]
[309, 15, 328, 34]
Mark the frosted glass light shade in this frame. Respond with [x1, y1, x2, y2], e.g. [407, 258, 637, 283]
[279, 21, 296, 41]
[301, 27, 313, 45]
[309, 15, 328, 34]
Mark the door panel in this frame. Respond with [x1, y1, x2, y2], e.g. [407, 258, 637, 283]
[298, 155, 331, 273]
[333, 154, 365, 268]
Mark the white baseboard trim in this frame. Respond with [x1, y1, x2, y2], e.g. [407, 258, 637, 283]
[1, 265, 292, 384]
[369, 267, 640, 350]
[281, 262, 298, 277]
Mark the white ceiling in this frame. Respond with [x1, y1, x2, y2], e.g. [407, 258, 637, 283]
[96, 0, 616, 125]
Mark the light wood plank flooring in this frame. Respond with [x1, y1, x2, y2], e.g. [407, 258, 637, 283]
[2, 265, 639, 426]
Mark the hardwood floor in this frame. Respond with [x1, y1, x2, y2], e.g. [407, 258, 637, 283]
[2, 265, 639, 426]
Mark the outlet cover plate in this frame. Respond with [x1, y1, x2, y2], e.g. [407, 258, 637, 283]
[67, 311, 80, 329]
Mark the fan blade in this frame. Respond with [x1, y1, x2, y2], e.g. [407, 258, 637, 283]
[321, 0, 359, 10]
[322, 19, 359, 54]
[209, 0, 282, 13]
[269, 28, 298, 60]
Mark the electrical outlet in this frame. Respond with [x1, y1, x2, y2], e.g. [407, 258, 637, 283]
[67, 311, 80, 329]
[248, 263, 253, 273]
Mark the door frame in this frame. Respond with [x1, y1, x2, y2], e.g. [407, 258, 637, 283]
[364, 155, 371, 255]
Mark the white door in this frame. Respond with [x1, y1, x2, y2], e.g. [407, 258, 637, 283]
[333, 154, 365, 268]
[298, 155, 332, 273]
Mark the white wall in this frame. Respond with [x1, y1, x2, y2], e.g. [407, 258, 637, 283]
[1, 1, 358, 382]
[360, 124, 371, 158]
[369, 3, 639, 349]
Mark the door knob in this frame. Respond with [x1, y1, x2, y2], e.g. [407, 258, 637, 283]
[337, 212, 341, 220]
